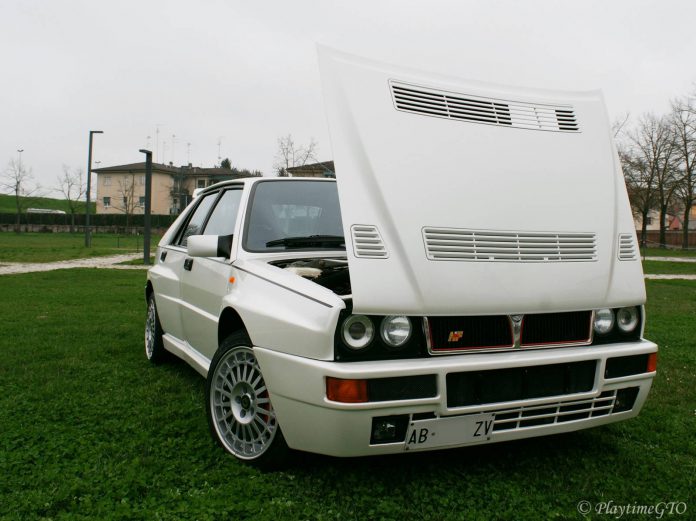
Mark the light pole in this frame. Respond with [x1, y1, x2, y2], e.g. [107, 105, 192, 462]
[85, 130, 103, 247]
[17, 149, 24, 169]
[139, 149, 153, 265]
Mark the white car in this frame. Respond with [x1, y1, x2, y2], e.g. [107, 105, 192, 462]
[145, 48, 657, 467]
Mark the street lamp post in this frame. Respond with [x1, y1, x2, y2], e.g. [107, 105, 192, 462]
[139, 149, 153, 265]
[17, 149, 24, 167]
[85, 130, 103, 247]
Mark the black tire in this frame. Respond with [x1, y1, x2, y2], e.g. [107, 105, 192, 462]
[145, 293, 168, 363]
[205, 331, 289, 469]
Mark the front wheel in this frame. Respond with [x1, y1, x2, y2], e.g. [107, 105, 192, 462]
[206, 332, 289, 468]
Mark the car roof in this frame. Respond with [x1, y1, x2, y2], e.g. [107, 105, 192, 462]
[198, 176, 336, 196]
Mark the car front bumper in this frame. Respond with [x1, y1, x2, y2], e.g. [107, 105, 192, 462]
[254, 340, 657, 457]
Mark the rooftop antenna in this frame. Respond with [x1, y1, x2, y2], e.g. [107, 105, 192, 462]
[162, 140, 167, 164]
[217, 137, 223, 166]
[171, 134, 176, 165]
[155, 124, 164, 163]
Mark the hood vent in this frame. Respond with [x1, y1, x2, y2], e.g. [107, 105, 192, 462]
[391, 82, 579, 133]
[618, 233, 638, 261]
[423, 228, 596, 262]
[351, 225, 388, 258]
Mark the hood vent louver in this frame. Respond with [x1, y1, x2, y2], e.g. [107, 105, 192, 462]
[351, 225, 388, 258]
[618, 233, 638, 261]
[423, 228, 596, 262]
[391, 82, 579, 133]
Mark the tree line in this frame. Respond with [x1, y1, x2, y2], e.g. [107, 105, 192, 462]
[617, 90, 696, 250]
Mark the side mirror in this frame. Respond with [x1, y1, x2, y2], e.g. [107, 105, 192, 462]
[187, 234, 233, 258]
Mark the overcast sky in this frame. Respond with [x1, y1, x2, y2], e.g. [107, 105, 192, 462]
[2, 0, 696, 193]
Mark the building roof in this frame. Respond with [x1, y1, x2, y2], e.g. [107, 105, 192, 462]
[286, 161, 335, 178]
[92, 162, 252, 178]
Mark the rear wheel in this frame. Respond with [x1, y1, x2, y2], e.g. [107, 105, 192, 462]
[206, 332, 289, 468]
[145, 294, 167, 363]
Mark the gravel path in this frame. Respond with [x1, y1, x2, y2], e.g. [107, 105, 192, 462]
[0, 254, 149, 275]
[643, 256, 696, 263]
[2, 254, 696, 279]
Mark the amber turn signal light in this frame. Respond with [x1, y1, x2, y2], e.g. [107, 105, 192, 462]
[647, 352, 657, 372]
[326, 377, 368, 403]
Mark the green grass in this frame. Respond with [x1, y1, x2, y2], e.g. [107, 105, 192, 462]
[118, 256, 155, 266]
[0, 270, 693, 520]
[0, 193, 93, 214]
[0, 233, 160, 263]
[642, 260, 696, 275]
[640, 246, 696, 257]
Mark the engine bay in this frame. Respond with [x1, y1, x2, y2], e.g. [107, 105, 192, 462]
[271, 257, 351, 296]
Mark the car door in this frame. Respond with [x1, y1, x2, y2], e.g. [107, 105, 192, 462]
[180, 187, 244, 361]
[156, 192, 219, 342]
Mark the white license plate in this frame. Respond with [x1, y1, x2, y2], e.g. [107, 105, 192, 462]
[404, 413, 496, 451]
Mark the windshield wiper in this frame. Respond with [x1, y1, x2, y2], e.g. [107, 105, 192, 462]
[265, 235, 345, 249]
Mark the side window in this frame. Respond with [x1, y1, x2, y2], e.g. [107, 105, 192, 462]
[176, 193, 217, 247]
[203, 189, 243, 237]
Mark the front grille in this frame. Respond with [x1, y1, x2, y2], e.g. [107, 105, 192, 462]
[428, 315, 513, 351]
[490, 390, 615, 431]
[428, 311, 593, 353]
[521, 311, 592, 346]
[447, 360, 597, 407]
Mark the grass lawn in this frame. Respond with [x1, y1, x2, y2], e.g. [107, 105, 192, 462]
[0, 270, 693, 520]
[0, 193, 93, 214]
[0, 233, 160, 263]
[642, 260, 696, 275]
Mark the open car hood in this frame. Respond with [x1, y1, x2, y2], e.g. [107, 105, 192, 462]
[318, 47, 644, 315]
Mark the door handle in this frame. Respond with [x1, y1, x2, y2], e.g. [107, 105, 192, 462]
[183, 258, 193, 271]
[160, 251, 167, 261]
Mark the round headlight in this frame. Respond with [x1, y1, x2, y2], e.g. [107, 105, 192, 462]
[380, 316, 412, 348]
[616, 306, 639, 333]
[342, 315, 374, 350]
[593, 308, 615, 335]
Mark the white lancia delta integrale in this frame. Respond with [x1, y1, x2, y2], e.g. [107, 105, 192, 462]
[145, 48, 657, 466]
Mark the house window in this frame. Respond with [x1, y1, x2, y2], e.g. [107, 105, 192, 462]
[197, 179, 206, 188]
[140, 176, 145, 185]
[646, 217, 653, 225]
[104, 176, 112, 186]
[139, 196, 145, 206]
[103, 197, 111, 208]
[123, 197, 128, 206]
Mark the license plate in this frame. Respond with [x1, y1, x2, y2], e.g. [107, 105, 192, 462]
[404, 413, 496, 451]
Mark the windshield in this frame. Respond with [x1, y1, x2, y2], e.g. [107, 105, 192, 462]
[243, 180, 345, 252]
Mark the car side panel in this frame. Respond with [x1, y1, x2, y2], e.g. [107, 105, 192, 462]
[149, 245, 187, 340]
[180, 256, 232, 361]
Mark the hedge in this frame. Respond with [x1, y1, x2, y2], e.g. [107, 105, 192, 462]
[0, 212, 177, 227]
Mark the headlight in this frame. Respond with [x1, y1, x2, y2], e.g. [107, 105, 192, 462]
[616, 306, 639, 333]
[593, 308, 614, 335]
[342, 315, 374, 350]
[380, 316, 412, 348]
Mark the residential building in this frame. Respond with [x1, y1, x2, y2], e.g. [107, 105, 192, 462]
[286, 161, 335, 178]
[93, 162, 255, 215]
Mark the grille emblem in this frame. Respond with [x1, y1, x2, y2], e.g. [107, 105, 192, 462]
[448, 331, 464, 342]
[510, 315, 523, 348]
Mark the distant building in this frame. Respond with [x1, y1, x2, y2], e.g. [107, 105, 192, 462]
[93, 162, 255, 215]
[286, 161, 335, 178]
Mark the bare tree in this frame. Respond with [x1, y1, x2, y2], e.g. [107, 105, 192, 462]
[620, 145, 655, 247]
[669, 96, 696, 249]
[1, 158, 40, 233]
[273, 134, 318, 176]
[116, 174, 138, 227]
[56, 165, 85, 233]
[628, 114, 678, 248]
